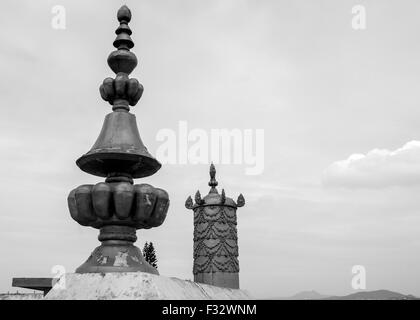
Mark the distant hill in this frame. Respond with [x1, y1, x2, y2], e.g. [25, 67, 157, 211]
[271, 290, 330, 300]
[287, 290, 330, 300]
[325, 290, 419, 300]
[273, 289, 419, 300]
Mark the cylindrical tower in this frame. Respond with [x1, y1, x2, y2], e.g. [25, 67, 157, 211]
[185, 164, 245, 289]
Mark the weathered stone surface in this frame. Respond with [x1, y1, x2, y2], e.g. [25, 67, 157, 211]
[44, 272, 252, 300]
[0, 293, 43, 300]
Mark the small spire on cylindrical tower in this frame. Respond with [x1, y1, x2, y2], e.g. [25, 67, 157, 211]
[208, 163, 218, 193]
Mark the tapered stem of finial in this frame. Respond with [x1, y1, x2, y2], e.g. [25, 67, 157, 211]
[113, 5, 134, 50]
[109, 5, 136, 73]
[99, 6, 144, 111]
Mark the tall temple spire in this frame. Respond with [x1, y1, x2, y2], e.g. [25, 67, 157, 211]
[68, 6, 169, 274]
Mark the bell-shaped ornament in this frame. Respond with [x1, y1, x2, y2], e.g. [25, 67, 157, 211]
[76, 111, 161, 179]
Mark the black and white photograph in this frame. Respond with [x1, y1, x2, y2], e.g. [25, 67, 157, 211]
[0, 0, 419, 315]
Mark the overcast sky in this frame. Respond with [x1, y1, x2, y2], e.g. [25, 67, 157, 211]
[1, 0, 420, 298]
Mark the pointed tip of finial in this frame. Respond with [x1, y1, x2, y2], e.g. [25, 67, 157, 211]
[101, 4, 142, 110]
[113, 5, 134, 50]
[209, 163, 218, 189]
[117, 5, 131, 23]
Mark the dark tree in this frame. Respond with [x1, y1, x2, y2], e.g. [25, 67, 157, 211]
[142, 241, 149, 262]
[147, 242, 158, 269]
[143, 241, 158, 269]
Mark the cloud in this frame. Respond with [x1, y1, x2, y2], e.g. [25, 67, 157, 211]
[322, 141, 420, 188]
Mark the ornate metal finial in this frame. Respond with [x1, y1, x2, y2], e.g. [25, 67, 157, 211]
[99, 5, 143, 111]
[208, 163, 218, 193]
[69, 6, 169, 275]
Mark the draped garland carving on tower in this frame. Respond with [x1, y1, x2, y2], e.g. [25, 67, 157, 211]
[186, 164, 245, 282]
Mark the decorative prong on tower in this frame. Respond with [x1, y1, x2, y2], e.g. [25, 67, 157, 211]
[185, 196, 194, 209]
[236, 193, 245, 207]
[221, 189, 226, 204]
[195, 190, 203, 205]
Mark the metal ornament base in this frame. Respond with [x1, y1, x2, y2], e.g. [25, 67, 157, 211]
[75, 226, 158, 275]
